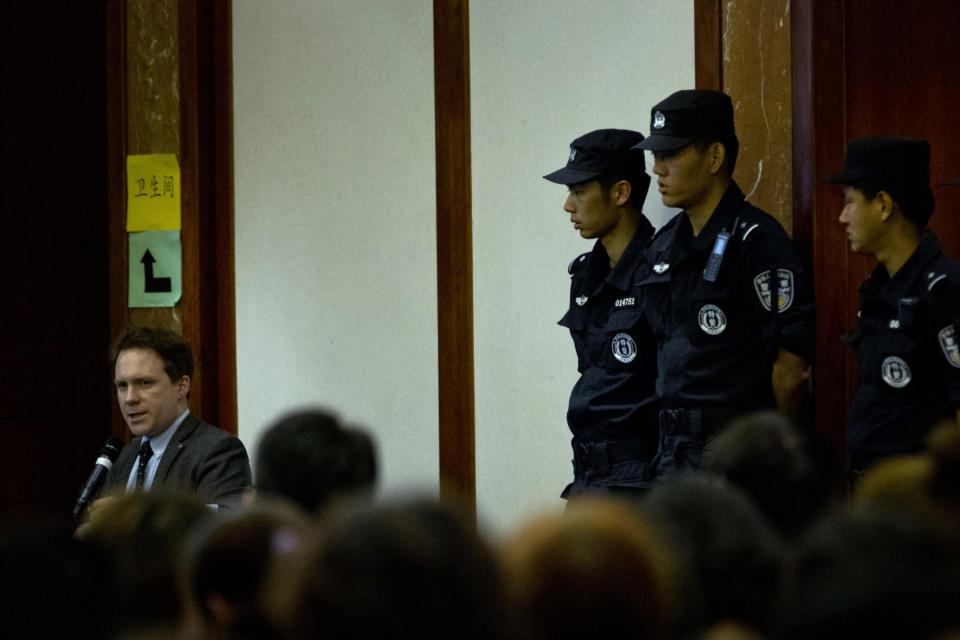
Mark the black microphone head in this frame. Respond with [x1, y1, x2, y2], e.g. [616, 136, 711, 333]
[75, 437, 127, 521]
[101, 437, 125, 463]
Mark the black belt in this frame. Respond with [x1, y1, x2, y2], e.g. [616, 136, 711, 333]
[659, 405, 745, 437]
[572, 437, 655, 470]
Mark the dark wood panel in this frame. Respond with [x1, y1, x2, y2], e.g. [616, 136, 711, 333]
[793, 0, 960, 461]
[433, 0, 475, 515]
[793, 0, 851, 453]
[843, 0, 960, 258]
[206, 0, 239, 434]
[694, 0, 723, 90]
[107, 0, 129, 440]
[0, 1, 112, 520]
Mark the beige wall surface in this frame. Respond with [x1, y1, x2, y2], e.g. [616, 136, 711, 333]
[233, 0, 440, 495]
[471, 0, 695, 534]
[233, 0, 695, 533]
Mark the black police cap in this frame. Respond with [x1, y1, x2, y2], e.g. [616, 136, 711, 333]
[543, 128, 647, 185]
[825, 136, 933, 216]
[633, 89, 737, 152]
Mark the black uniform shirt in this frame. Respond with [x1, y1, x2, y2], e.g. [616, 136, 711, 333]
[559, 218, 659, 443]
[846, 232, 960, 468]
[640, 182, 814, 410]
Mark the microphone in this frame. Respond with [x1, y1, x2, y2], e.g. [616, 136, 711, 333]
[73, 437, 125, 521]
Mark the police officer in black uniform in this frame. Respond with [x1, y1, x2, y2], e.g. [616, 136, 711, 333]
[544, 129, 659, 499]
[632, 90, 815, 481]
[826, 136, 960, 476]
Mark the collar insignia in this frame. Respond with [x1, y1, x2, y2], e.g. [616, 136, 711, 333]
[653, 262, 670, 274]
[575, 295, 588, 307]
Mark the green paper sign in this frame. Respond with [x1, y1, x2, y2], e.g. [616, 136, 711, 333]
[128, 230, 182, 308]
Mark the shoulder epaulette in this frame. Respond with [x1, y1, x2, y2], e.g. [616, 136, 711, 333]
[652, 213, 682, 240]
[568, 252, 590, 274]
[927, 270, 948, 292]
[739, 219, 761, 242]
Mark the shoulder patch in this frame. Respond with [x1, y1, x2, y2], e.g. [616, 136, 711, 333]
[568, 252, 590, 274]
[754, 269, 794, 312]
[938, 325, 960, 368]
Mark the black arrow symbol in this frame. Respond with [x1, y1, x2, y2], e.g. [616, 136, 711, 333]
[141, 250, 172, 293]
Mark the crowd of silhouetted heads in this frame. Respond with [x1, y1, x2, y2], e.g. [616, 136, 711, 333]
[4, 407, 960, 639]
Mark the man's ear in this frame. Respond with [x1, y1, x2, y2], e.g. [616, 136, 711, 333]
[177, 375, 191, 400]
[875, 190, 895, 222]
[611, 179, 631, 206]
[708, 142, 727, 175]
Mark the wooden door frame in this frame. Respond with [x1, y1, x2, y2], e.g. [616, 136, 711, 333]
[105, 0, 237, 436]
[791, 0, 849, 453]
[433, 0, 476, 514]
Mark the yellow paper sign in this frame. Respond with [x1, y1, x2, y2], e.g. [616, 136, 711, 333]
[126, 154, 181, 231]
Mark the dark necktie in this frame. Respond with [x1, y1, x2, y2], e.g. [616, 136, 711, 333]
[135, 439, 154, 490]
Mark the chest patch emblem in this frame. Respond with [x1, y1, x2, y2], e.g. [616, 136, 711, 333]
[753, 269, 795, 312]
[698, 304, 727, 335]
[611, 332, 638, 363]
[881, 356, 912, 388]
[575, 295, 588, 307]
[939, 325, 960, 368]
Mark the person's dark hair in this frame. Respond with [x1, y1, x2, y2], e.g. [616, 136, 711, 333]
[77, 489, 215, 636]
[109, 326, 194, 382]
[1, 523, 118, 639]
[927, 420, 960, 504]
[779, 504, 960, 639]
[641, 473, 785, 637]
[284, 497, 507, 639]
[188, 502, 309, 639]
[704, 411, 844, 538]
[254, 408, 377, 515]
[597, 169, 652, 206]
[500, 497, 676, 640]
[846, 179, 935, 229]
[693, 135, 740, 175]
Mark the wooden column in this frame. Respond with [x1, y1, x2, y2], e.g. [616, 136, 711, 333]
[694, 0, 723, 90]
[434, 0, 476, 514]
[106, 0, 236, 436]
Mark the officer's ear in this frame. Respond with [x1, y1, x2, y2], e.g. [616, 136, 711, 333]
[706, 142, 727, 176]
[875, 190, 895, 222]
[610, 179, 631, 207]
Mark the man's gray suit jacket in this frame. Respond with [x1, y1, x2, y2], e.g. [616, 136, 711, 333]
[101, 412, 251, 510]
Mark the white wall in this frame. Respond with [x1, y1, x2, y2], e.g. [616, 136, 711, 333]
[233, 0, 695, 533]
[233, 1, 439, 494]
[471, 0, 695, 536]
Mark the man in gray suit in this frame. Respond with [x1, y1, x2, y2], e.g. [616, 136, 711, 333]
[98, 326, 251, 510]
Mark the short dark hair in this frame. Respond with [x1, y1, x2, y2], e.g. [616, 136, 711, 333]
[286, 497, 505, 639]
[109, 326, 194, 382]
[596, 170, 652, 206]
[704, 411, 844, 538]
[847, 180, 935, 229]
[255, 408, 377, 514]
[694, 135, 739, 175]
